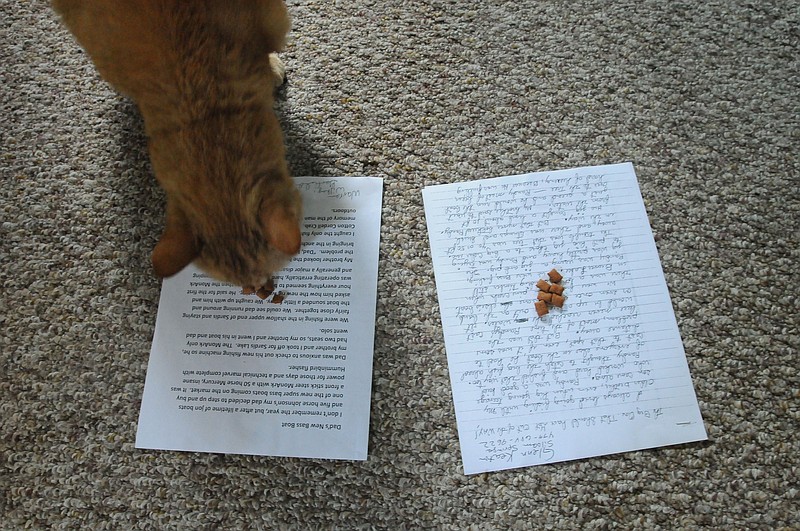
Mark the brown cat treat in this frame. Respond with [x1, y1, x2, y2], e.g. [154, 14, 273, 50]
[535, 300, 549, 317]
[242, 286, 256, 295]
[549, 284, 565, 295]
[548, 269, 563, 283]
[256, 286, 273, 300]
[536, 279, 552, 292]
[53, 0, 301, 293]
[270, 293, 285, 304]
[537, 292, 553, 303]
[550, 294, 565, 308]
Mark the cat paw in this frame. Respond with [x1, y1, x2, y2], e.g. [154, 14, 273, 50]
[269, 53, 287, 88]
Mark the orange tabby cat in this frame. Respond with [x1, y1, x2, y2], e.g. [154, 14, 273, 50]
[53, 0, 302, 292]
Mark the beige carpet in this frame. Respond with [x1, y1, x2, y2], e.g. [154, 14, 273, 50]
[2, 0, 798, 528]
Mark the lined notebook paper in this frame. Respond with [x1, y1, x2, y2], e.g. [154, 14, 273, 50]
[423, 163, 706, 474]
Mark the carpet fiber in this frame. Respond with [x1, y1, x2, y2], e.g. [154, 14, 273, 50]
[2, 0, 798, 528]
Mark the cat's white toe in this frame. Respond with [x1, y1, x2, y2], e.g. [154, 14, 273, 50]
[269, 53, 286, 87]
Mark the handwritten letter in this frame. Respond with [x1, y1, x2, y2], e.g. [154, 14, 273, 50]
[423, 163, 706, 474]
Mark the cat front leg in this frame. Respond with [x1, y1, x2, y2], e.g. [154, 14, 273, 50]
[151, 201, 200, 278]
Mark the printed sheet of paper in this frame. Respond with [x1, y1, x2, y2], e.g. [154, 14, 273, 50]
[423, 163, 706, 474]
[136, 177, 383, 460]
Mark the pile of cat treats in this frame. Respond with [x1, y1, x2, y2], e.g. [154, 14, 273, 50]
[534, 268, 565, 318]
[242, 279, 286, 303]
